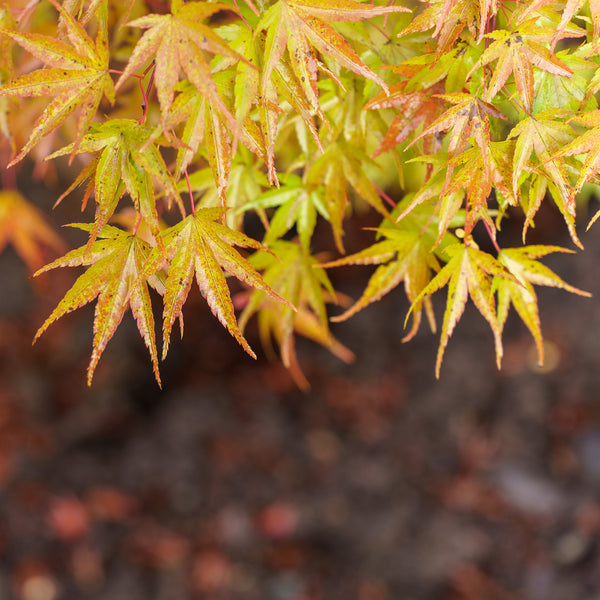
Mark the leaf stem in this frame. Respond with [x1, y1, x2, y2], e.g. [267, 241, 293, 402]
[184, 168, 195, 214]
[139, 62, 156, 125]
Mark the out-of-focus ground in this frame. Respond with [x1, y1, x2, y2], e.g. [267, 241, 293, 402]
[1, 179, 600, 600]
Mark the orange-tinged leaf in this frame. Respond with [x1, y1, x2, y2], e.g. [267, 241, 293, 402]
[116, 2, 246, 130]
[321, 225, 439, 340]
[0, 190, 66, 272]
[48, 119, 181, 247]
[33, 225, 162, 386]
[409, 242, 516, 377]
[495, 246, 590, 365]
[0, 0, 113, 164]
[467, 23, 573, 111]
[408, 93, 507, 161]
[256, 0, 409, 116]
[139, 208, 294, 360]
[239, 240, 352, 390]
[549, 114, 600, 201]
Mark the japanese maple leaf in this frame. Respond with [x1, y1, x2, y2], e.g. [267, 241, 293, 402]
[366, 82, 447, 157]
[33, 225, 163, 386]
[548, 110, 600, 205]
[306, 140, 390, 252]
[514, 0, 598, 44]
[408, 93, 507, 165]
[242, 173, 327, 251]
[239, 240, 354, 390]
[320, 223, 439, 342]
[48, 119, 181, 248]
[399, 0, 479, 54]
[0, 5, 16, 153]
[0, 190, 66, 272]
[466, 21, 573, 111]
[257, 0, 409, 114]
[0, 0, 114, 165]
[139, 207, 294, 360]
[115, 0, 247, 129]
[165, 80, 274, 198]
[494, 245, 590, 366]
[508, 110, 579, 245]
[409, 241, 516, 377]
[441, 141, 516, 237]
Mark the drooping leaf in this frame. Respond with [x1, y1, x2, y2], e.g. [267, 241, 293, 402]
[494, 245, 590, 366]
[256, 0, 410, 114]
[115, 1, 246, 129]
[0, 0, 114, 164]
[138, 207, 294, 360]
[48, 119, 181, 248]
[466, 21, 574, 111]
[0, 189, 66, 272]
[239, 240, 353, 389]
[409, 241, 517, 377]
[320, 221, 439, 341]
[33, 225, 163, 386]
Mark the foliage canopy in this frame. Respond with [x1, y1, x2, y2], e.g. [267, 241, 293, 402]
[0, 0, 597, 387]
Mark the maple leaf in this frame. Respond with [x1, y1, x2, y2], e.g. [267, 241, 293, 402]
[408, 93, 507, 166]
[138, 207, 294, 360]
[494, 245, 590, 366]
[306, 140, 390, 252]
[466, 21, 575, 111]
[320, 220, 440, 342]
[548, 110, 600, 211]
[409, 241, 516, 377]
[48, 119, 181, 248]
[256, 0, 409, 114]
[0, 189, 66, 272]
[398, 0, 479, 54]
[0, 4, 17, 153]
[366, 81, 447, 157]
[0, 0, 114, 164]
[242, 173, 327, 251]
[507, 110, 580, 244]
[239, 240, 354, 390]
[33, 225, 163, 386]
[115, 0, 247, 130]
[513, 0, 598, 45]
[441, 141, 516, 237]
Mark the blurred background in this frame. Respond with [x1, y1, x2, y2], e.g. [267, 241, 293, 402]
[1, 172, 600, 600]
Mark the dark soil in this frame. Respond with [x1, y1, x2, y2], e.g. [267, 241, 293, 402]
[1, 181, 600, 600]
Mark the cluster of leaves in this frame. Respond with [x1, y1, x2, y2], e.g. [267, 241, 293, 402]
[0, 0, 597, 387]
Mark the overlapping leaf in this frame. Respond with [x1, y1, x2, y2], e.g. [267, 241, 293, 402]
[508, 111, 580, 245]
[0, 189, 66, 271]
[115, 0, 245, 129]
[239, 240, 354, 389]
[466, 21, 574, 111]
[48, 119, 180, 247]
[256, 0, 409, 114]
[138, 207, 294, 360]
[0, 0, 114, 164]
[33, 225, 163, 386]
[321, 222, 439, 341]
[409, 242, 516, 377]
[494, 245, 590, 365]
